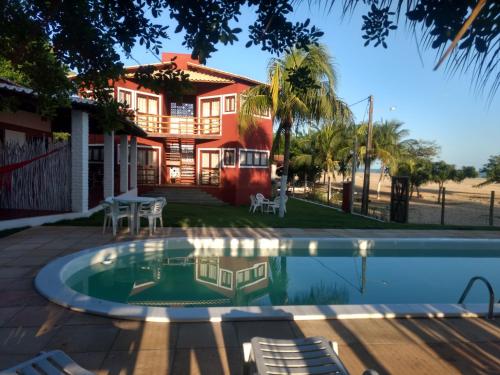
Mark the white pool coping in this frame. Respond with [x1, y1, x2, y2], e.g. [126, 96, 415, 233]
[35, 237, 500, 322]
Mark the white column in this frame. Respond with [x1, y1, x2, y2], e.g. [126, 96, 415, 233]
[103, 131, 115, 198]
[119, 135, 129, 193]
[130, 136, 138, 190]
[71, 110, 89, 212]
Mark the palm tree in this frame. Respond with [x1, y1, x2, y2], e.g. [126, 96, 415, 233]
[370, 120, 409, 199]
[240, 45, 350, 217]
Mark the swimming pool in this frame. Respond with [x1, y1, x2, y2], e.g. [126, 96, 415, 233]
[35, 237, 500, 322]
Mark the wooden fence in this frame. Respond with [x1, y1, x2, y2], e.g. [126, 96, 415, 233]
[0, 139, 71, 212]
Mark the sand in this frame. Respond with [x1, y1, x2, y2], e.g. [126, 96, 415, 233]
[335, 173, 500, 226]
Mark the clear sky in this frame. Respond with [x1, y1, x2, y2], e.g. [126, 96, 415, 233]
[120, 3, 499, 169]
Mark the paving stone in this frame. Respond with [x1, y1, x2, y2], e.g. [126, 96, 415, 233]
[0, 326, 57, 354]
[112, 322, 178, 351]
[0, 267, 33, 278]
[64, 312, 121, 326]
[46, 325, 119, 353]
[66, 352, 108, 373]
[234, 321, 296, 345]
[6, 304, 70, 328]
[0, 289, 48, 307]
[176, 322, 237, 349]
[0, 307, 23, 326]
[99, 350, 173, 375]
[0, 354, 33, 371]
[171, 347, 242, 375]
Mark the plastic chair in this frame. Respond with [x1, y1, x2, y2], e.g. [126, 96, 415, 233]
[101, 199, 131, 235]
[243, 336, 379, 375]
[138, 198, 166, 235]
[2, 350, 95, 375]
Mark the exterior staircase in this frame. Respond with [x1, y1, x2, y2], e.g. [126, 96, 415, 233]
[143, 186, 227, 206]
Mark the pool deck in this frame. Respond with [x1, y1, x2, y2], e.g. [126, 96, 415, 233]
[0, 226, 499, 374]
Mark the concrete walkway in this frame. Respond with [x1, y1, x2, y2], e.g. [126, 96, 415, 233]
[0, 226, 499, 374]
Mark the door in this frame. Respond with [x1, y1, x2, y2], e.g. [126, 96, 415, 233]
[200, 150, 220, 185]
[136, 94, 159, 132]
[200, 98, 220, 134]
[137, 148, 159, 185]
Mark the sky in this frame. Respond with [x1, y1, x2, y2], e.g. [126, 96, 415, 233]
[120, 3, 500, 169]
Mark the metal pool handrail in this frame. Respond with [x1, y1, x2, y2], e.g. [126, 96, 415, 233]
[458, 276, 495, 319]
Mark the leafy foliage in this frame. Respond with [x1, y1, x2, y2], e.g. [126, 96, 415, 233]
[312, 0, 499, 97]
[0, 0, 325, 120]
[479, 154, 500, 186]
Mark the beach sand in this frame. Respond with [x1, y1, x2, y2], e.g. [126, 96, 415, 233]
[339, 173, 500, 226]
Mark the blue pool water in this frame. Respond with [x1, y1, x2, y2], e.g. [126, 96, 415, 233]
[66, 247, 500, 307]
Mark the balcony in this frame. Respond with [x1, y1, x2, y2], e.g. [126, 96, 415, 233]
[134, 112, 221, 138]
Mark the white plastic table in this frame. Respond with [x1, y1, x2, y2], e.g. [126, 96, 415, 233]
[114, 196, 157, 235]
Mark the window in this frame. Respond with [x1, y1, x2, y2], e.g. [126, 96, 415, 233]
[117, 89, 132, 106]
[170, 102, 194, 116]
[239, 150, 269, 168]
[256, 107, 270, 117]
[220, 269, 233, 289]
[89, 146, 104, 163]
[223, 149, 236, 167]
[224, 95, 236, 113]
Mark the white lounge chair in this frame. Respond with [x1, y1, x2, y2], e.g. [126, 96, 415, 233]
[137, 197, 166, 235]
[2, 350, 95, 375]
[243, 336, 379, 375]
[101, 199, 131, 236]
[252, 193, 266, 213]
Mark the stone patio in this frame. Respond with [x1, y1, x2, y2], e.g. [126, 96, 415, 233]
[0, 226, 499, 374]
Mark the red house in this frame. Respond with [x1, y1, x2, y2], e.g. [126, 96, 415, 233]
[90, 53, 273, 206]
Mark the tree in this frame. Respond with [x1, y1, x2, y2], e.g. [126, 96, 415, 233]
[479, 155, 500, 186]
[1, 0, 324, 118]
[460, 166, 479, 179]
[370, 120, 409, 199]
[311, 1, 499, 98]
[240, 45, 349, 217]
[393, 139, 439, 198]
[431, 161, 464, 203]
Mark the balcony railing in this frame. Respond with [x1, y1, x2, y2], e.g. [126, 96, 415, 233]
[134, 112, 221, 137]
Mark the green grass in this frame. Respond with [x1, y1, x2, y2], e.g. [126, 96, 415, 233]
[46, 198, 500, 230]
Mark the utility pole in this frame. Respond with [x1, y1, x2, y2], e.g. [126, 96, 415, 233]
[361, 95, 374, 215]
[349, 128, 357, 213]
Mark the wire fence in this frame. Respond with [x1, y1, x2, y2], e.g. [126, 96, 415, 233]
[290, 178, 499, 227]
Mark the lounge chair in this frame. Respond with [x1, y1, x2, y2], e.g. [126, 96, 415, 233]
[251, 193, 266, 213]
[243, 336, 379, 375]
[2, 350, 95, 375]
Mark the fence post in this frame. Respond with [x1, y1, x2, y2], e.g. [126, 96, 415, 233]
[440, 187, 446, 225]
[327, 177, 331, 204]
[489, 191, 495, 226]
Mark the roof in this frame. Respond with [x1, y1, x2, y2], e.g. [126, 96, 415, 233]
[0, 80, 147, 137]
[187, 62, 266, 86]
[121, 60, 265, 86]
[124, 69, 234, 84]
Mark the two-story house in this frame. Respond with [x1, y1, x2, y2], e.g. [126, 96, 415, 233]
[90, 53, 272, 206]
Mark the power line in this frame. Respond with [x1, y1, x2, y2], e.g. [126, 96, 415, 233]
[348, 96, 370, 107]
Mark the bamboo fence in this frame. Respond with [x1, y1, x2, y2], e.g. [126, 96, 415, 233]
[0, 139, 71, 211]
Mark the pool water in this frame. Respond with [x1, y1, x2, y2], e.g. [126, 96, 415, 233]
[66, 248, 500, 308]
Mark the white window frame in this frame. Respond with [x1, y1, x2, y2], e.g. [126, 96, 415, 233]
[196, 147, 222, 185]
[116, 87, 162, 117]
[238, 148, 270, 169]
[221, 147, 237, 168]
[222, 94, 237, 114]
[197, 95, 223, 136]
[218, 268, 234, 291]
[236, 262, 268, 289]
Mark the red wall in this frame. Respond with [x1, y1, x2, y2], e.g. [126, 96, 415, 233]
[111, 63, 273, 206]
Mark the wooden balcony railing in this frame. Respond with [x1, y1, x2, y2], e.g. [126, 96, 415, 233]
[134, 112, 221, 137]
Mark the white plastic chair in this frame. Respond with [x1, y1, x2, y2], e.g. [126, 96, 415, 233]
[253, 193, 266, 213]
[267, 195, 288, 214]
[138, 198, 166, 235]
[102, 199, 131, 235]
[249, 194, 257, 213]
[2, 350, 95, 375]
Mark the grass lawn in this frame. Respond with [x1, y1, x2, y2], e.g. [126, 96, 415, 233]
[46, 198, 500, 230]
[0, 227, 28, 238]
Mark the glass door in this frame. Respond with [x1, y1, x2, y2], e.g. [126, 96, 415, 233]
[200, 150, 220, 185]
[200, 98, 220, 134]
